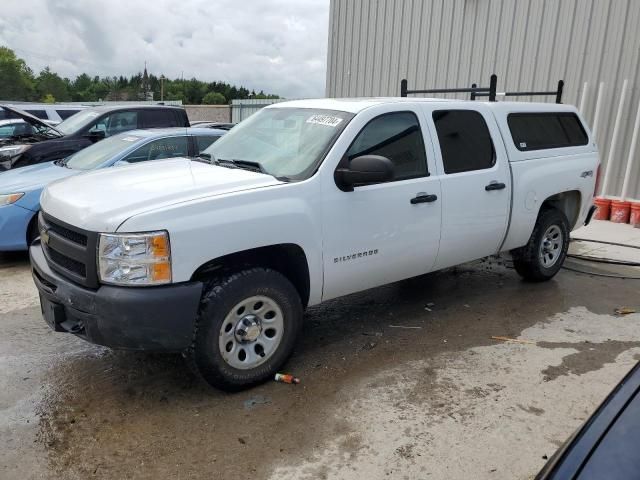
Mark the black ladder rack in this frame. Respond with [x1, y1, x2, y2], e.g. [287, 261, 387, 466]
[400, 74, 564, 103]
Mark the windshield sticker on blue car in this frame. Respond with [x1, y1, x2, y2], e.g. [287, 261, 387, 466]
[306, 115, 343, 127]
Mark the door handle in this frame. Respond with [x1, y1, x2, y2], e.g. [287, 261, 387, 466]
[485, 182, 506, 191]
[411, 193, 438, 204]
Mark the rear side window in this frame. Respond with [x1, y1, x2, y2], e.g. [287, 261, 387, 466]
[142, 109, 180, 128]
[347, 111, 428, 181]
[25, 109, 48, 119]
[0, 110, 21, 121]
[508, 113, 588, 151]
[433, 110, 495, 174]
[56, 109, 80, 120]
[196, 135, 221, 153]
[123, 136, 189, 163]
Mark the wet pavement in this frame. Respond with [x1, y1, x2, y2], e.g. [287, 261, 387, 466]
[1, 222, 640, 479]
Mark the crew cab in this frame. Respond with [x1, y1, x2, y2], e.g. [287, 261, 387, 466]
[0, 104, 189, 171]
[30, 98, 599, 390]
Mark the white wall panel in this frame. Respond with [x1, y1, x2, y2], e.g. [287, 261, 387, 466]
[327, 0, 640, 199]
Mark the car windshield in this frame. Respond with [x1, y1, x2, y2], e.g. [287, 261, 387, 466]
[56, 108, 102, 135]
[64, 133, 143, 170]
[203, 107, 353, 180]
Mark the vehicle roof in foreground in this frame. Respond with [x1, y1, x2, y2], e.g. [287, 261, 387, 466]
[267, 97, 580, 115]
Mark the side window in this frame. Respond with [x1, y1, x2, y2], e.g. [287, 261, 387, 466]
[0, 110, 21, 121]
[346, 112, 428, 181]
[91, 111, 138, 137]
[433, 110, 495, 174]
[508, 113, 588, 151]
[56, 109, 80, 120]
[122, 137, 189, 163]
[196, 135, 221, 153]
[0, 122, 33, 137]
[25, 109, 48, 119]
[142, 110, 179, 128]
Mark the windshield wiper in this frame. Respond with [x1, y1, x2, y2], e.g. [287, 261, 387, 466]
[53, 158, 70, 168]
[212, 157, 266, 174]
[204, 155, 290, 182]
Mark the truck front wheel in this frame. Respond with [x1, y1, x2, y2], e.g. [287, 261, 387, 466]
[512, 208, 570, 282]
[187, 267, 303, 391]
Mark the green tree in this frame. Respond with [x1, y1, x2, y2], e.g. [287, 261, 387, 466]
[36, 67, 71, 102]
[42, 93, 55, 103]
[202, 91, 227, 105]
[0, 46, 35, 101]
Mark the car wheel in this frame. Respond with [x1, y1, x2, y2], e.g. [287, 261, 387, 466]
[512, 207, 570, 282]
[187, 267, 303, 391]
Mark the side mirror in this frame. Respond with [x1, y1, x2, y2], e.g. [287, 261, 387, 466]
[113, 159, 129, 167]
[85, 130, 105, 141]
[335, 155, 394, 192]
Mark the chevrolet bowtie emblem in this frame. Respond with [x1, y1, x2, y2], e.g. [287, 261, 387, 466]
[40, 228, 50, 245]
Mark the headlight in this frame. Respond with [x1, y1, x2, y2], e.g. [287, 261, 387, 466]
[98, 231, 172, 286]
[0, 144, 31, 158]
[0, 193, 25, 206]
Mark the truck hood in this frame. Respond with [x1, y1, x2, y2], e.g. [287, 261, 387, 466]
[40, 157, 283, 232]
[0, 161, 77, 193]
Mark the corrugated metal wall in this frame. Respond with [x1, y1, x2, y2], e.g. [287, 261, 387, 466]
[327, 0, 640, 200]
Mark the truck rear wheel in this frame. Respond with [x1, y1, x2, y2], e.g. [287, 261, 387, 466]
[512, 208, 570, 282]
[188, 267, 303, 391]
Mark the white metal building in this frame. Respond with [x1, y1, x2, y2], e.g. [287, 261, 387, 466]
[326, 0, 640, 200]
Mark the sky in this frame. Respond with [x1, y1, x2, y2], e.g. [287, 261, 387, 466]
[0, 0, 330, 98]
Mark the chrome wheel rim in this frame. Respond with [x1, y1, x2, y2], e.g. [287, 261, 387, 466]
[218, 295, 284, 370]
[539, 225, 563, 268]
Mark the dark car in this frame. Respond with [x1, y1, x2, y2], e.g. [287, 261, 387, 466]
[537, 361, 640, 479]
[0, 104, 189, 171]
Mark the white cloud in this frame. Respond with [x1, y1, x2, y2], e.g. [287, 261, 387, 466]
[0, 0, 330, 98]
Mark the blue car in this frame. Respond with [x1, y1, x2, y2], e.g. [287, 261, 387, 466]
[0, 127, 225, 251]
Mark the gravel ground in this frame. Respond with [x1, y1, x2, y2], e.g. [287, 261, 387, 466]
[1, 221, 639, 480]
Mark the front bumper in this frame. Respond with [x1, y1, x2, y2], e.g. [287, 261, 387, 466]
[30, 240, 203, 351]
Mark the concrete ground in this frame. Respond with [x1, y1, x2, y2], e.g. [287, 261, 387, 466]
[1, 220, 639, 480]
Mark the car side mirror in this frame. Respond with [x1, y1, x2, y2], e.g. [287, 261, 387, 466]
[334, 155, 394, 192]
[113, 159, 129, 167]
[85, 130, 105, 141]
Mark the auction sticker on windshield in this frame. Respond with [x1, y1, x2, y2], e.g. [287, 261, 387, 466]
[306, 114, 343, 127]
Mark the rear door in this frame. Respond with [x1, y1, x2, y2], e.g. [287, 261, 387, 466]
[423, 105, 511, 269]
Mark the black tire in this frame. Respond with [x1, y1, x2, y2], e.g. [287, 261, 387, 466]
[26, 214, 39, 246]
[512, 208, 570, 282]
[187, 267, 303, 391]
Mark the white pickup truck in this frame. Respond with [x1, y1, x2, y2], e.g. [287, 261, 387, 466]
[30, 98, 599, 390]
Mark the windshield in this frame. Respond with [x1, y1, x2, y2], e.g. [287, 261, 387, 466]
[204, 107, 353, 180]
[64, 133, 143, 170]
[56, 109, 102, 135]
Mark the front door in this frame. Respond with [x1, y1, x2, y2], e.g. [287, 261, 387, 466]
[321, 109, 442, 300]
